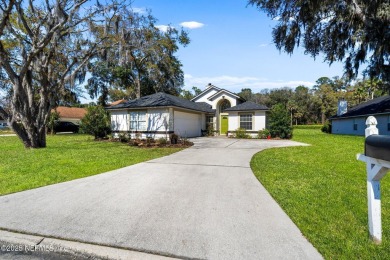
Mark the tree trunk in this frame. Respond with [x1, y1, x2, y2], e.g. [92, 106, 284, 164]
[136, 77, 141, 99]
[1, 78, 51, 149]
[321, 112, 326, 125]
[13, 116, 47, 148]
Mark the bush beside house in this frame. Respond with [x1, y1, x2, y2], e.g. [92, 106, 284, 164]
[269, 104, 293, 139]
[80, 106, 111, 139]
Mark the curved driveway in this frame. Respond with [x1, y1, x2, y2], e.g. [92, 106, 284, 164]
[0, 138, 321, 259]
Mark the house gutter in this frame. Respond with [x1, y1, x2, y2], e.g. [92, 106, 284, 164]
[106, 105, 214, 114]
[330, 112, 390, 120]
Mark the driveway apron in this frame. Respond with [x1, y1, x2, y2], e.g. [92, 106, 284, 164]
[0, 138, 322, 259]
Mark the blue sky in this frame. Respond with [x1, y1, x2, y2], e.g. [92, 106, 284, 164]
[132, 0, 345, 94]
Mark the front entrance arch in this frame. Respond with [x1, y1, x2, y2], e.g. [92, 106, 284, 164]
[219, 99, 231, 113]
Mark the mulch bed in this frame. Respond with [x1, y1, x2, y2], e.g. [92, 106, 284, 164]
[109, 138, 193, 148]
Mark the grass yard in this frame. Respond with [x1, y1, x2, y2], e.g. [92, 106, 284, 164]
[251, 126, 390, 259]
[0, 134, 183, 195]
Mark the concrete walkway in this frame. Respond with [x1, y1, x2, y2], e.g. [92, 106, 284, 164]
[0, 138, 322, 259]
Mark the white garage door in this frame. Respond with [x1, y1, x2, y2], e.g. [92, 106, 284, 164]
[174, 111, 201, 138]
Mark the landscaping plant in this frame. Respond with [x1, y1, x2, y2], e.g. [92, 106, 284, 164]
[257, 128, 270, 139]
[234, 128, 250, 138]
[269, 104, 292, 139]
[46, 110, 60, 135]
[80, 106, 111, 139]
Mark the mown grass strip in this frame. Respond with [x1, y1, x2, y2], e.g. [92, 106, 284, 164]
[251, 127, 390, 259]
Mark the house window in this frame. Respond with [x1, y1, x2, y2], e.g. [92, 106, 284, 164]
[240, 114, 252, 130]
[130, 111, 146, 131]
[353, 119, 358, 131]
[219, 99, 231, 112]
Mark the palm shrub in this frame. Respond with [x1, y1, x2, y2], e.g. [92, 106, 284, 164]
[269, 104, 292, 139]
[80, 106, 111, 139]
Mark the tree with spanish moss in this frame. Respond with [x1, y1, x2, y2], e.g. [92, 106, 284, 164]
[248, 0, 390, 85]
[0, 0, 122, 148]
[86, 9, 190, 104]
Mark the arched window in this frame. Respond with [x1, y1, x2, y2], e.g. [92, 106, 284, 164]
[219, 99, 231, 112]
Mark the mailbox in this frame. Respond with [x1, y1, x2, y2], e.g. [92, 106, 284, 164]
[365, 135, 390, 162]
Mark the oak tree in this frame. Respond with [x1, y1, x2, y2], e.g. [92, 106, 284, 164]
[86, 9, 190, 104]
[0, 0, 122, 148]
[249, 0, 390, 84]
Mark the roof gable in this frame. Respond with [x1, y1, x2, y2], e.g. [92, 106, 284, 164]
[190, 84, 221, 101]
[331, 95, 390, 119]
[207, 89, 244, 101]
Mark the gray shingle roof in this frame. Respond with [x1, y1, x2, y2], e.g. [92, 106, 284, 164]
[106, 92, 215, 113]
[331, 95, 390, 119]
[224, 101, 268, 111]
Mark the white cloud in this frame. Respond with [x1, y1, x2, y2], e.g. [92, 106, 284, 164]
[155, 25, 173, 32]
[272, 16, 295, 22]
[258, 43, 268, 47]
[184, 74, 314, 92]
[180, 21, 205, 29]
[132, 7, 146, 14]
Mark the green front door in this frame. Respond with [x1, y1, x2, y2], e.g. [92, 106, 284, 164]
[221, 115, 228, 134]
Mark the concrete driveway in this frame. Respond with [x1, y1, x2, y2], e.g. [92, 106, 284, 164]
[0, 138, 321, 259]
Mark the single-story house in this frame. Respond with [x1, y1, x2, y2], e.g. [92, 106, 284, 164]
[107, 84, 269, 139]
[330, 95, 390, 136]
[52, 106, 87, 125]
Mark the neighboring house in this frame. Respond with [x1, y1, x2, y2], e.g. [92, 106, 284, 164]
[330, 95, 390, 136]
[53, 106, 87, 125]
[107, 84, 269, 138]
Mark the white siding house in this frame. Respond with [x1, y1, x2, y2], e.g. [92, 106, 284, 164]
[107, 84, 269, 139]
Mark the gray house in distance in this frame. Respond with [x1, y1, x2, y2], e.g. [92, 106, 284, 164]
[330, 95, 390, 136]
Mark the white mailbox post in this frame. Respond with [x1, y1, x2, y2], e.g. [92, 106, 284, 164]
[357, 116, 390, 244]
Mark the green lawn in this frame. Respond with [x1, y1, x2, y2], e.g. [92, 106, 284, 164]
[251, 127, 390, 259]
[0, 134, 182, 195]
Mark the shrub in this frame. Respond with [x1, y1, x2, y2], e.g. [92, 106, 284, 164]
[170, 133, 179, 144]
[321, 121, 332, 133]
[269, 104, 293, 139]
[258, 128, 270, 139]
[158, 137, 167, 145]
[46, 110, 60, 134]
[119, 133, 129, 143]
[80, 106, 111, 139]
[234, 128, 250, 138]
[146, 137, 154, 144]
[206, 123, 215, 136]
